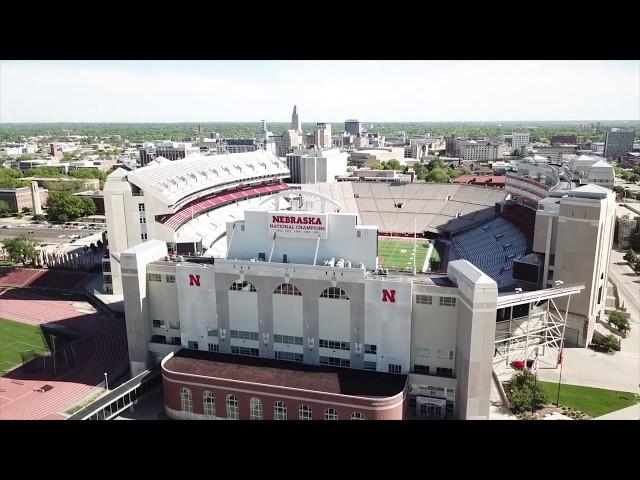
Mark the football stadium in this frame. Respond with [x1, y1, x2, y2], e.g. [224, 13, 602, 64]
[98, 150, 614, 420]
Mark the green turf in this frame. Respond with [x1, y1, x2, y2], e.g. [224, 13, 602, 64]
[538, 381, 640, 418]
[0, 317, 49, 376]
[378, 239, 431, 272]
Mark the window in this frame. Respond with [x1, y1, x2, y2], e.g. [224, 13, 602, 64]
[102, 262, 111, 273]
[208, 343, 218, 352]
[187, 341, 198, 349]
[320, 287, 349, 300]
[139, 217, 146, 224]
[299, 404, 312, 420]
[414, 364, 429, 374]
[364, 361, 377, 371]
[274, 401, 287, 420]
[416, 294, 432, 305]
[230, 330, 259, 341]
[207, 328, 218, 337]
[169, 321, 180, 330]
[364, 344, 377, 355]
[180, 387, 192, 413]
[439, 296, 456, 307]
[274, 283, 301, 296]
[273, 334, 304, 345]
[147, 273, 161, 282]
[250, 398, 263, 420]
[203, 391, 215, 417]
[414, 347, 430, 358]
[351, 412, 365, 420]
[324, 408, 338, 420]
[151, 335, 166, 344]
[436, 367, 454, 377]
[320, 356, 350, 368]
[141, 233, 148, 240]
[171, 337, 181, 345]
[103, 274, 112, 284]
[231, 346, 259, 356]
[388, 364, 402, 374]
[152, 319, 165, 328]
[166, 275, 175, 283]
[275, 351, 303, 362]
[138, 204, 145, 212]
[437, 350, 454, 361]
[230, 281, 256, 292]
[226, 394, 239, 419]
[319, 339, 350, 351]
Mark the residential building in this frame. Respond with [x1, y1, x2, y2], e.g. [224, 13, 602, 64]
[314, 123, 332, 149]
[345, 119, 362, 136]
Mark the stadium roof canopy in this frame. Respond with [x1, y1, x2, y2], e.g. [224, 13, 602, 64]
[125, 151, 289, 207]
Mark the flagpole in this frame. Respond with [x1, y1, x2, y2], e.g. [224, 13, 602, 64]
[556, 347, 564, 407]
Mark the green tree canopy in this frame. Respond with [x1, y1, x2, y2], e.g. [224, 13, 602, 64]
[425, 167, 451, 183]
[0, 169, 27, 188]
[382, 159, 402, 171]
[2, 235, 38, 266]
[26, 166, 62, 178]
[46, 191, 95, 221]
[70, 168, 107, 182]
[0, 199, 12, 217]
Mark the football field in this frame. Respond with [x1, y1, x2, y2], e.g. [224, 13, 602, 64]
[378, 238, 433, 272]
[0, 317, 49, 376]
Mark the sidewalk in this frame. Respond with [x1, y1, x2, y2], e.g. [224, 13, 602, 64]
[594, 403, 640, 420]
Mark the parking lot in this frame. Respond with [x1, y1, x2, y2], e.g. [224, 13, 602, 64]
[0, 219, 105, 244]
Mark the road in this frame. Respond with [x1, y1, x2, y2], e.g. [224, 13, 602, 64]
[0, 226, 105, 244]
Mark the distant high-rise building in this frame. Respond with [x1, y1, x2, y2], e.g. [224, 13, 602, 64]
[139, 142, 199, 166]
[314, 123, 332, 149]
[604, 128, 635, 160]
[291, 105, 301, 134]
[345, 119, 362, 136]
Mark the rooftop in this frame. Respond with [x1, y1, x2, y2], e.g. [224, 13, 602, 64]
[164, 349, 407, 398]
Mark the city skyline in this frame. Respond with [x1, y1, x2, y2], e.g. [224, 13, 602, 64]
[1, 60, 638, 123]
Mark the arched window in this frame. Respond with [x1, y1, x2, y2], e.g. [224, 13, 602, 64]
[324, 408, 338, 420]
[226, 394, 239, 420]
[274, 283, 301, 296]
[250, 398, 263, 420]
[299, 404, 312, 420]
[351, 412, 365, 420]
[203, 391, 215, 417]
[180, 387, 192, 413]
[320, 287, 349, 300]
[230, 281, 256, 292]
[274, 401, 287, 420]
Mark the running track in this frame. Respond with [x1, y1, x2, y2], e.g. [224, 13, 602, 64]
[0, 288, 128, 420]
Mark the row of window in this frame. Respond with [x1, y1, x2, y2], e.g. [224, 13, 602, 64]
[414, 348, 454, 360]
[152, 320, 180, 329]
[319, 339, 350, 351]
[180, 389, 365, 420]
[147, 273, 175, 283]
[319, 356, 350, 368]
[413, 365, 454, 377]
[273, 334, 303, 345]
[415, 295, 456, 307]
[275, 351, 303, 362]
[230, 330, 259, 341]
[231, 346, 259, 356]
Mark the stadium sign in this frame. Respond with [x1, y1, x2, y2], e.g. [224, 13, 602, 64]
[268, 212, 328, 239]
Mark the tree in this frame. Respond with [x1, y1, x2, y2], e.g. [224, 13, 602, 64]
[46, 191, 94, 221]
[623, 249, 637, 264]
[425, 167, 451, 183]
[509, 369, 547, 414]
[70, 168, 107, 182]
[608, 311, 630, 333]
[27, 166, 62, 178]
[2, 235, 38, 266]
[32, 214, 46, 221]
[629, 231, 640, 251]
[0, 169, 27, 189]
[383, 159, 402, 171]
[0, 199, 12, 217]
[370, 162, 383, 170]
[80, 197, 97, 217]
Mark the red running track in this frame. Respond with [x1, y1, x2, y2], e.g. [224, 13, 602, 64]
[0, 288, 128, 420]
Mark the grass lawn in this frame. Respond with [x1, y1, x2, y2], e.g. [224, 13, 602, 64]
[538, 381, 640, 418]
[0, 317, 49, 376]
[378, 238, 431, 272]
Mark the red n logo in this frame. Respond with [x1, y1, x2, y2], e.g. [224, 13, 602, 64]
[189, 274, 201, 287]
[382, 289, 396, 303]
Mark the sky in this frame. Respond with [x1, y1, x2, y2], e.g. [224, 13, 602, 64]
[0, 60, 638, 123]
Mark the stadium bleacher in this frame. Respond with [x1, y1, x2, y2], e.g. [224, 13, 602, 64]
[451, 217, 528, 289]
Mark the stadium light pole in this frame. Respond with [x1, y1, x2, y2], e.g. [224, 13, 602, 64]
[104, 372, 109, 391]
